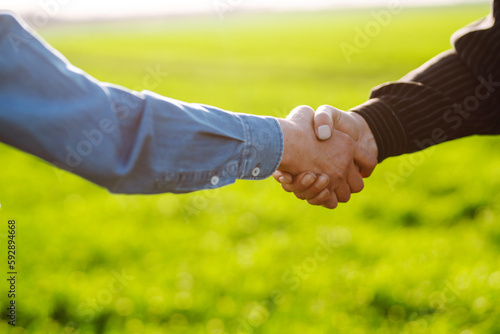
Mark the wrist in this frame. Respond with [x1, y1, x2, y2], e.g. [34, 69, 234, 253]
[277, 118, 290, 170]
[351, 112, 378, 162]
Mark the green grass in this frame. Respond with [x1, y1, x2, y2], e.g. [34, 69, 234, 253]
[1, 4, 499, 333]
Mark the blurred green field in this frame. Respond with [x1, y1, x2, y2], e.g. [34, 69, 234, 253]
[1, 4, 500, 334]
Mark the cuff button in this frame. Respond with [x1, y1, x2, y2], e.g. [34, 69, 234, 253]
[251, 167, 261, 177]
[210, 176, 220, 186]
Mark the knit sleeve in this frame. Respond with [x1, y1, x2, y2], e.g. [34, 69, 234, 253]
[351, 1, 500, 162]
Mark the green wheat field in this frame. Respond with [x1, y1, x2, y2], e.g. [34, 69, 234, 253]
[1, 4, 500, 334]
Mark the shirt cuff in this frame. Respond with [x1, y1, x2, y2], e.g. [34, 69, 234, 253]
[236, 114, 284, 180]
[351, 98, 407, 162]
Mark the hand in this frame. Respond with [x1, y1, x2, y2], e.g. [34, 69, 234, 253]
[276, 105, 367, 209]
[314, 105, 378, 177]
[274, 105, 378, 208]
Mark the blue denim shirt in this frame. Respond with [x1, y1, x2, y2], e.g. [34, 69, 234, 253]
[0, 13, 284, 194]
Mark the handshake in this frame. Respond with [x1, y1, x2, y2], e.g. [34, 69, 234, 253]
[275, 105, 378, 209]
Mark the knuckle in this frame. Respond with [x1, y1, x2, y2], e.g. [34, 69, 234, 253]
[331, 171, 344, 183]
[293, 183, 308, 193]
[294, 192, 306, 200]
[308, 183, 323, 194]
[295, 105, 315, 114]
[352, 182, 364, 193]
[317, 105, 334, 113]
[338, 194, 351, 203]
[326, 202, 338, 209]
[326, 197, 338, 209]
[307, 198, 321, 206]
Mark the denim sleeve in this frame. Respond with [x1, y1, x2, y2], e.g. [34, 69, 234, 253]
[0, 13, 284, 194]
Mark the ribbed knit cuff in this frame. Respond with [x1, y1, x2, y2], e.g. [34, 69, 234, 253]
[351, 98, 407, 162]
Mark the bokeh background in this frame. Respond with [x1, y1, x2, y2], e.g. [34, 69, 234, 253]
[1, 0, 499, 333]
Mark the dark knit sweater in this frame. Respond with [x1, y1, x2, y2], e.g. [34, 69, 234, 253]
[352, 0, 500, 162]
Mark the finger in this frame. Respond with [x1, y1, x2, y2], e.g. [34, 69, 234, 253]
[353, 144, 378, 178]
[273, 170, 293, 184]
[334, 183, 351, 203]
[282, 172, 316, 194]
[295, 173, 330, 200]
[315, 105, 360, 140]
[313, 106, 335, 140]
[322, 192, 339, 209]
[346, 164, 364, 193]
[307, 188, 330, 206]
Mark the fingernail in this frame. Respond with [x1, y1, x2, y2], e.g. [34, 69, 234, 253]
[317, 175, 329, 187]
[317, 125, 331, 140]
[279, 176, 291, 184]
[318, 189, 329, 200]
[302, 174, 315, 186]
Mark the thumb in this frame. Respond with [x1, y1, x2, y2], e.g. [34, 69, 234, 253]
[314, 105, 335, 140]
[314, 105, 360, 141]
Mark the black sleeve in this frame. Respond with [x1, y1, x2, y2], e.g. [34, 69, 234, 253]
[351, 0, 500, 162]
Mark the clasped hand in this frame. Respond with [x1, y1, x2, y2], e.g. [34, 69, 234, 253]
[275, 105, 378, 209]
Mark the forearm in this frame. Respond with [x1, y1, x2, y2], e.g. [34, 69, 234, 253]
[351, 4, 500, 162]
[0, 13, 284, 194]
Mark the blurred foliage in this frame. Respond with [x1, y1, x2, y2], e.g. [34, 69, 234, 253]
[1, 3, 499, 334]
